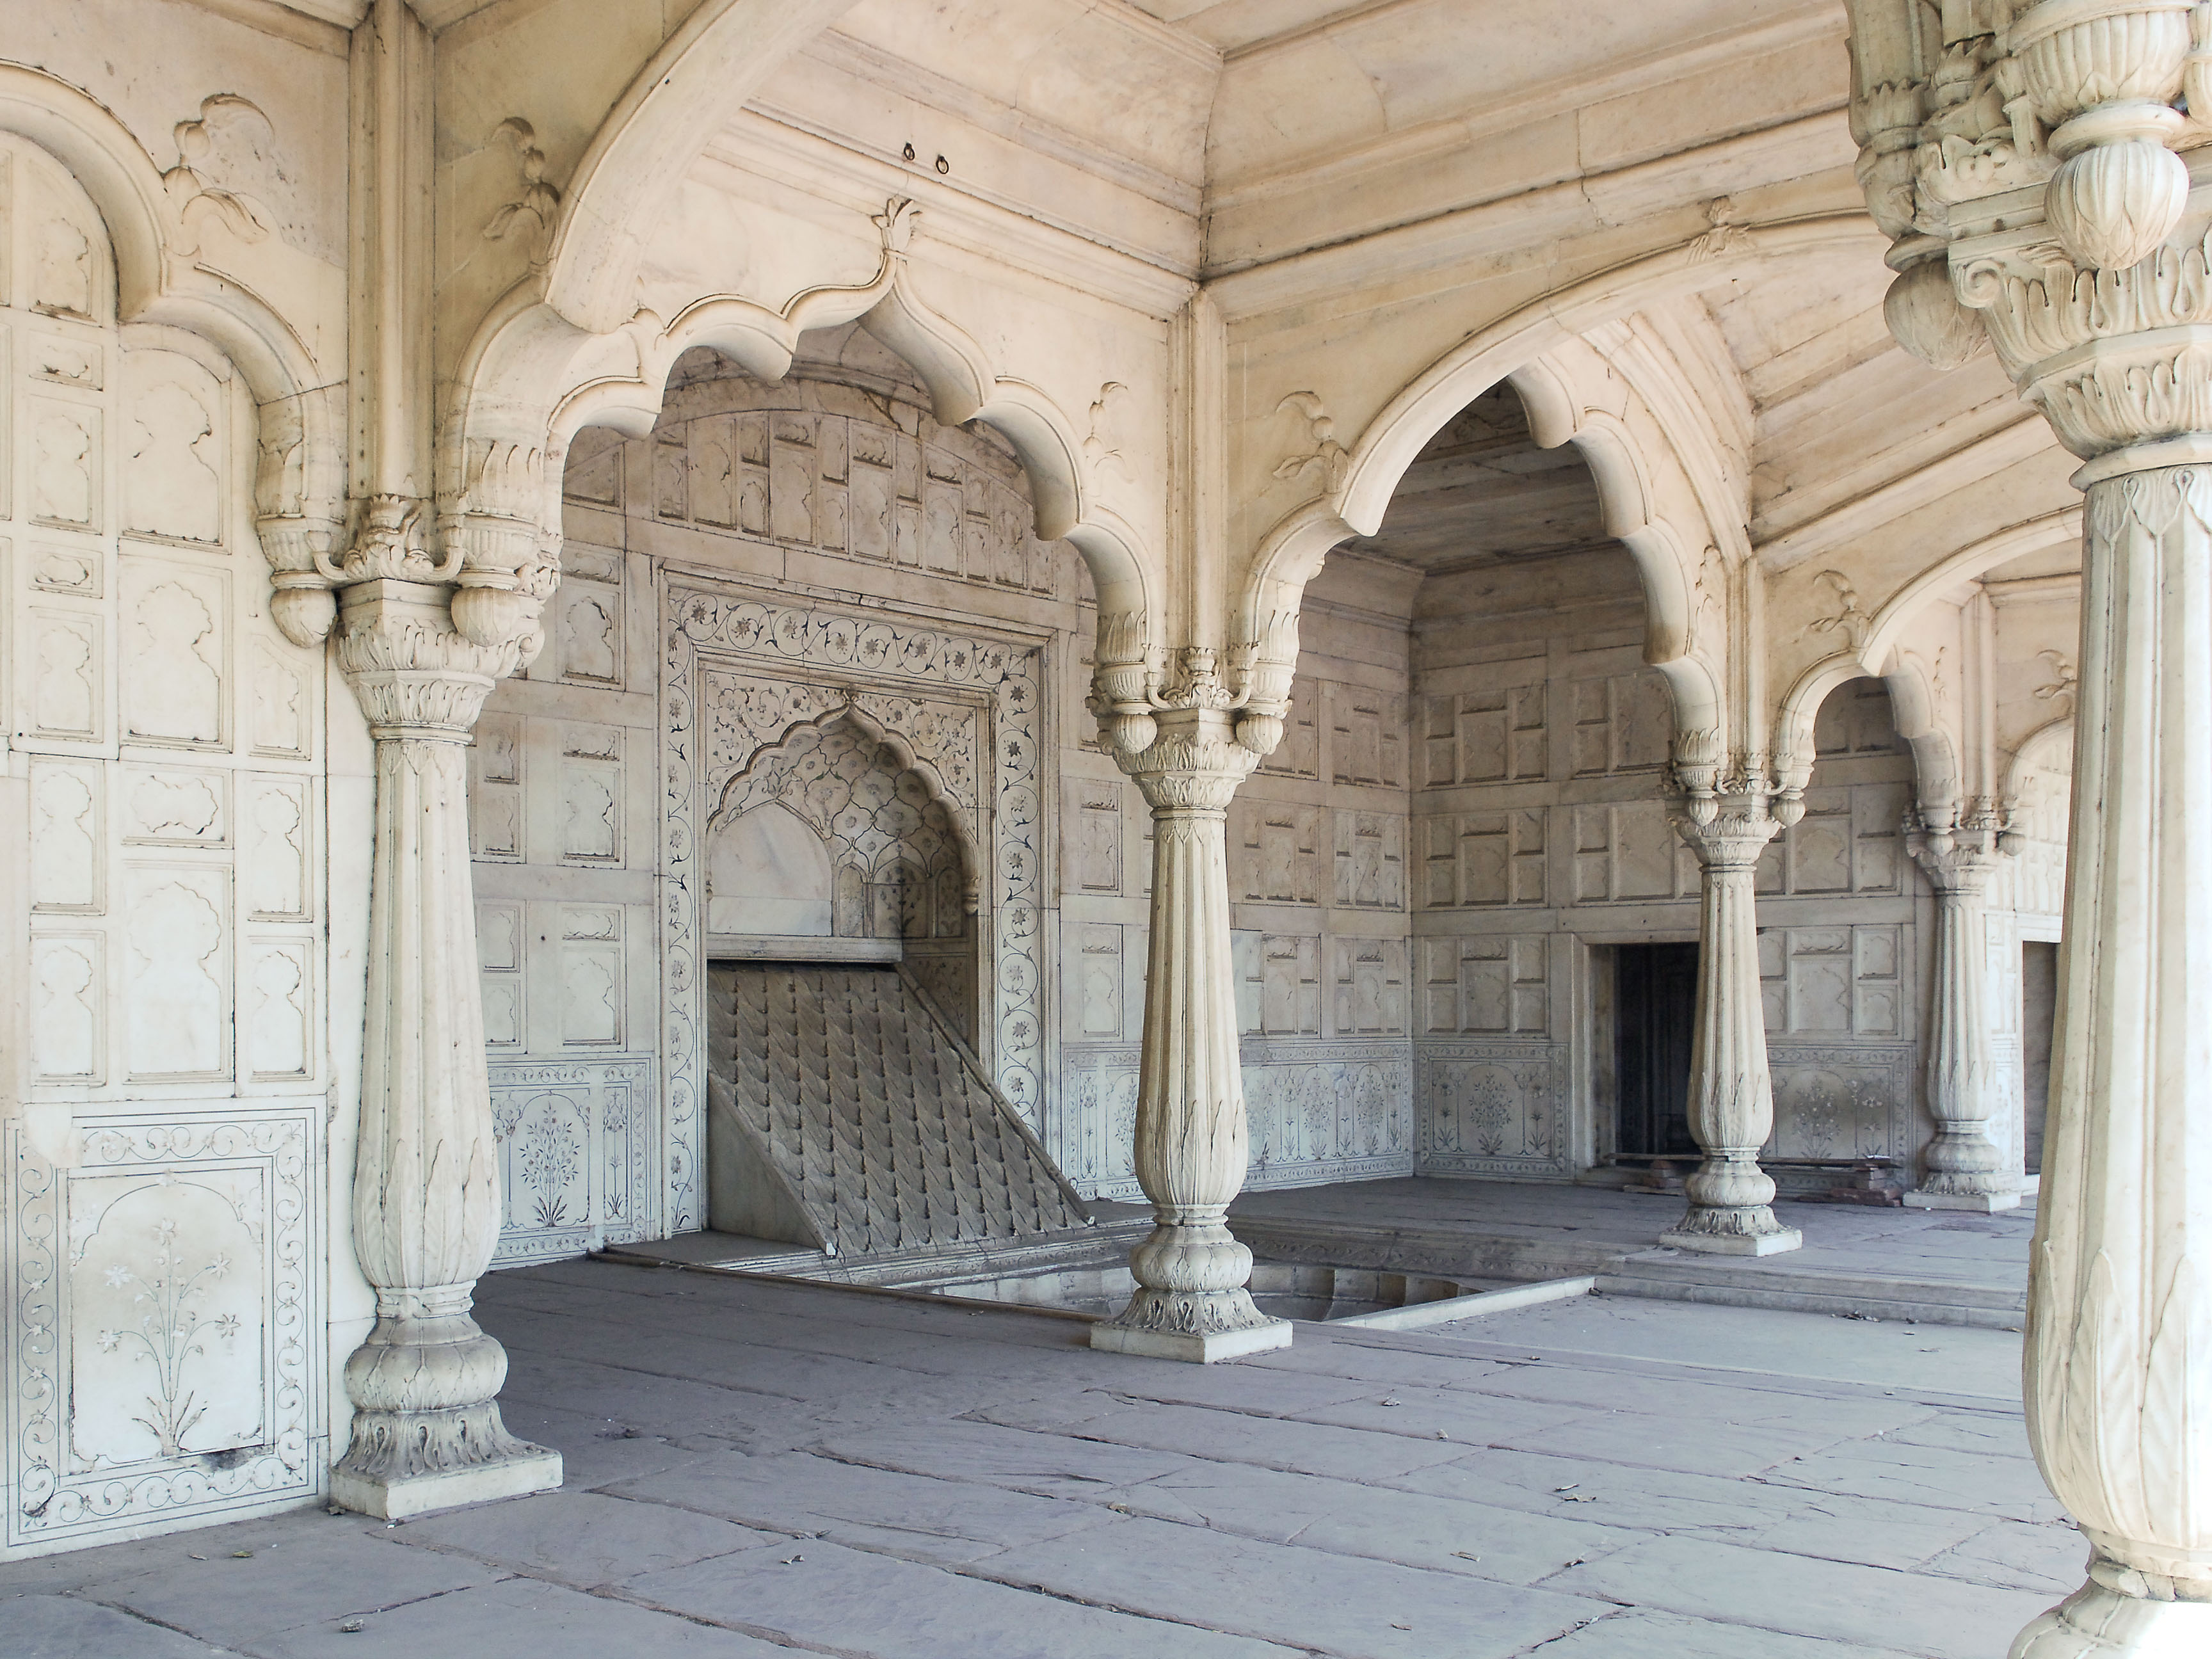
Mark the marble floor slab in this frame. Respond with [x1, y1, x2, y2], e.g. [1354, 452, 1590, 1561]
[5, 1256, 2073, 1659]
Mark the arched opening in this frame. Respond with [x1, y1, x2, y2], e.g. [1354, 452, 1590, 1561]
[1310, 380, 1686, 1186]
[484, 320, 1094, 1258]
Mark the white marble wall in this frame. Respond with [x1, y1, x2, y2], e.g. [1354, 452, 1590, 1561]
[1409, 554, 1936, 1186]
[3, 134, 331, 1553]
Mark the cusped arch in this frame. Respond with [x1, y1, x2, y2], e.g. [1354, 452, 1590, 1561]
[1238, 219, 1879, 739]
[707, 702, 982, 907]
[1770, 506, 2080, 792]
[0, 65, 342, 523]
[459, 195, 1155, 632]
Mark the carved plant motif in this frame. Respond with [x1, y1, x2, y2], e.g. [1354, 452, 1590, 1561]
[1685, 195, 1756, 263]
[93, 1219, 243, 1458]
[1468, 1073, 1513, 1157]
[1806, 569, 1871, 650]
[482, 118, 561, 264]
[1272, 392, 1349, 493]
[516, 1100, 584, 1230]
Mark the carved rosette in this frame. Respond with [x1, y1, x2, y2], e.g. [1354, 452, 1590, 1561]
[1663, 774, 1802, 1256]
[1090, 704, 1288, 1359]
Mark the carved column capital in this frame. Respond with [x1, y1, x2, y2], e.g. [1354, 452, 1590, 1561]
[334, 579, 524, 738]
[1112, 707, 1263, 813]
[1668, 796, 1784, 872]
[1906, 816, 2012, 894]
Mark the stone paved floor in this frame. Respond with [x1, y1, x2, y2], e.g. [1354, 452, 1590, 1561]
[5, 1258, 2077, 1659]
[1230, 1180, 2037, 1294]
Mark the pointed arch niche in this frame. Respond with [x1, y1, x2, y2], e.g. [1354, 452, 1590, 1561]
[588, 335, 1069, 1235]
[704, 710, 981, 1031]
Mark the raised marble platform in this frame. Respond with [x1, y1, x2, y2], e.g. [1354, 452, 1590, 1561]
[1228, 1178, 2032, 1331]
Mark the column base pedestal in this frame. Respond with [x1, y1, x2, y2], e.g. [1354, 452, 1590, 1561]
[1089, 1318, 1293, 1363]
[1905, 1189, 2023, 1213]
[1659, 1226, 1804, 1256]
[332, 1441, 561, 1520]
[330, 1398, 563, 1519]
[2013, 1581, 2212, 1657]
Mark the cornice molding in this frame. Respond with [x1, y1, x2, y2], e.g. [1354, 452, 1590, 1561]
[1203, 120, 1868, 319]
[1756, 413, 2063, 574]
[1208, 0, 1842, 205]
[701, 113, 1199, 317]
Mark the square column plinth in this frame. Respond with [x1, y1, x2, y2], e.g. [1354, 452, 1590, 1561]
[331, 1445, 563, 1521]
[1088, 1318, 1293, 1363]
[1658, 1226, 1804, 1256]
[1903, 1190, 2022, 1214]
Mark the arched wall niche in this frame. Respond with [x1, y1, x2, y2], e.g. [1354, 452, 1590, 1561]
[703, 709, 980, 1040]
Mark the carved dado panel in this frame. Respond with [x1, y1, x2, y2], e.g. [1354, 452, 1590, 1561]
[1416, 1039, 1570, 1177]
[3, 134, 330, 1559]
[1244, 1042, 1415, 1189]
[663, 579, 1045, 1230]
[1419, 934, 1550, 1036]
[487, 1060, 656, 1266]
[7, 1107, 323, 1552]
[1763, 1045, 1916, 1165]
[1057, 1041, 1415, 1200]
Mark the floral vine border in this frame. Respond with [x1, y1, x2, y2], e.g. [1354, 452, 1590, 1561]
[661, 577, 1046, 1233]
[8, 1106, 320, 1550]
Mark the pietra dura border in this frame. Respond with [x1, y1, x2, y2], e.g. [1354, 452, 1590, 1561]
[660, 568, 1049, 1233]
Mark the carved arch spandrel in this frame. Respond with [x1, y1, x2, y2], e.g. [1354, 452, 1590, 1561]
[1769, 508, 2081, 797]
[0, 66, 346, 580]
[455, 194, 1159, 660]
[1234, 221, 1884, 749]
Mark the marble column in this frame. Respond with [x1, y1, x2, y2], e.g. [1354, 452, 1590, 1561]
[1842, 4, 2212, 1646]
[1089, 670, 1290, 1363]
[1663, 783, 1802, 1256]
[1905, 825, 2020, 1212]
[326, 520, 561, 1518]
[2008, 462, 2212, 1655]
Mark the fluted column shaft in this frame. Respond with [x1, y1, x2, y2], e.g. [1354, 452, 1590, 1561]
[329, 575, 559, 1517]
[1907, 836, 2019, 1212]
[1663, 803, 1802, 1256]
[2012, 465, 2212, 1655]
[1089, 703, 1290, 1363]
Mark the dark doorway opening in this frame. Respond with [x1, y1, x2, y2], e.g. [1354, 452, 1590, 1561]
[1615, 942, 1699, 1157]
[2023, 941, 2058, 1176]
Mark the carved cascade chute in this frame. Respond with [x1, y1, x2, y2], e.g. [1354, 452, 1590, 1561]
[705, 964, 1089, 1256]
